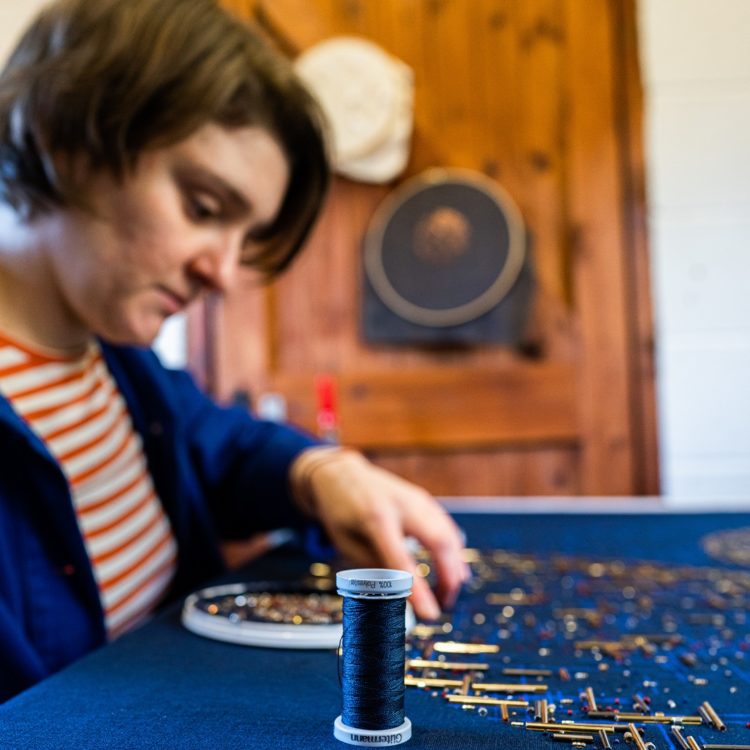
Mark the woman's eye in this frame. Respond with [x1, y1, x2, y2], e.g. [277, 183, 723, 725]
[188, 194, 221, 220]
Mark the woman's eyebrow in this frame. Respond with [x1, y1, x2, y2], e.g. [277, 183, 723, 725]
[178, 164, 252, 213]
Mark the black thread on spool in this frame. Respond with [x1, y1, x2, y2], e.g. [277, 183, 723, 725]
[340, 595, 406, 730]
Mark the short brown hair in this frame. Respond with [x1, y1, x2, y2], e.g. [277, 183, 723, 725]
[0, 0, 329, 276]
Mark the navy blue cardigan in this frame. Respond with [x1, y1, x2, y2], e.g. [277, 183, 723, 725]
[0, 343, 318, 702]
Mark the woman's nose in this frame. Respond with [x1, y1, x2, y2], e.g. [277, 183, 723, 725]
[187, 232, 241, 294]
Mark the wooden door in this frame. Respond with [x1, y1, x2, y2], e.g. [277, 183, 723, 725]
[192, 0, 657, 497]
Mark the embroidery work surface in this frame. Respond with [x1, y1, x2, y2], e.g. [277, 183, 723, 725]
[184, 514, 750, 748]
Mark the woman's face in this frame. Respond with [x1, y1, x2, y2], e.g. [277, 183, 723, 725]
[41, 124, 289, 346]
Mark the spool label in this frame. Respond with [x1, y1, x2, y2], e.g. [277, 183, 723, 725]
[349, 733, 402, 744]
[336, 569, 413, 599]
[334, 716, 411, 746]
[349, 579, 393, 590]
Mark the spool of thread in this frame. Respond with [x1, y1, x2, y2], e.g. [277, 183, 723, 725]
[334, 569, 413, 746]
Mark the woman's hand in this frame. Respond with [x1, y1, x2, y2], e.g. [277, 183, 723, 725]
[291, 447, 469, 620]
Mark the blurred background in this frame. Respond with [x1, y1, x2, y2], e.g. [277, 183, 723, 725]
[3, 0, 748, 501]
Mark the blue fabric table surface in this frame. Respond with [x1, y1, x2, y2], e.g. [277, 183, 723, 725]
[1, 507, 749, 750]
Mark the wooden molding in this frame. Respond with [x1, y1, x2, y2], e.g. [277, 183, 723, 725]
[259, 364, 578, 450]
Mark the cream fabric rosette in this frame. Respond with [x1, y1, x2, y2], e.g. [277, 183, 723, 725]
[294, 36, 414, 184]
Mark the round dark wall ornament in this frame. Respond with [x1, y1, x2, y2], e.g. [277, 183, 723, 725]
[363, 169, 527, 332]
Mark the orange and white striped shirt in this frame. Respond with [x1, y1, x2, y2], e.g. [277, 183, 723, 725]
[0, 331, 178, 639]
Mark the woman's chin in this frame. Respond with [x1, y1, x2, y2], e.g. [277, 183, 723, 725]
[95, 317, 162, 348]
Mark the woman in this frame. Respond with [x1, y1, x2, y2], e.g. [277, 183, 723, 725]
[0, 0, 466, 701]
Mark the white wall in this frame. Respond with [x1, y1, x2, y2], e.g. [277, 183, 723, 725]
[639, 0, 750, 497]
[152, 313, 188, 369]
[0, 1, 49, 65]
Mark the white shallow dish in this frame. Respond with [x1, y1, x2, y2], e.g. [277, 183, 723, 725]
[182, 582, 416, 649]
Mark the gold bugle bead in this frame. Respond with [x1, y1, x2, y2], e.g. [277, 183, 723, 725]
[407, 658, 490, 671]
[404, 676, 462, 688]
[473, 682, 548, 693]
[701, 701, 726, 732]
[486, 593, 540, 605]
[525, 723, 636, 734]
[626, 723, 649, 750]
[434, 641, 500, 654]
[460, 675, 471, 696]
[447, 695, 529, 707]
[553, 734, 596, 743]
[535, 698, 549, 723]
[614, 713, 703, 724]
[672, 726, 690, 750]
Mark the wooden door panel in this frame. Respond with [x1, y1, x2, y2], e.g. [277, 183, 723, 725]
[201, 0, 658, 497]
[373, 447, 580, 497]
